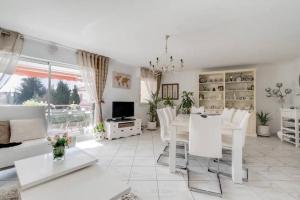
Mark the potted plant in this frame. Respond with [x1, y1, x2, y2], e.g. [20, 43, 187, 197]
[256, 111, 271, 136]
[47, 133, 71, 161]
[147, 92, 161, 130]
[94, 121, 106, 140]
[178, 91, 194, 114]
[163, 97, 174, 108]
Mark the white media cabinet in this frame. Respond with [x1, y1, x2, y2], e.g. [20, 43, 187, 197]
[105, 118, 142, 140]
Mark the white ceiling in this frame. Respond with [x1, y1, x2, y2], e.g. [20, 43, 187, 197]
[1, 0, 300, 69]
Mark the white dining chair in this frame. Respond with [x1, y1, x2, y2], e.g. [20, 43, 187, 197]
[218, 111, 251, 181]
[221, 108, 235, 123]
[156, 108, 189, 167]
[191, 106, 205, 114]
[188, 114, 223, 197]
[222, 109, 248, 149]
[165, 106, 175, 121]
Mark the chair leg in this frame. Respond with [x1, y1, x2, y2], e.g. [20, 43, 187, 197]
[187, 156, 223, 197]
[184, 143, 188, 167]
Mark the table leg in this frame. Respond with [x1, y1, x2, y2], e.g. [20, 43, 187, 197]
[232, 129, 243, 184]
[169, 125, 176, 173]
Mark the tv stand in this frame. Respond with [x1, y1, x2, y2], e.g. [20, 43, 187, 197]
[105, 118, 142, 140]
[108, 118, 136, 122]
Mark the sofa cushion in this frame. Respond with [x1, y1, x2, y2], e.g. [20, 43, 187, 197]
[0, 138, 51, 169]
[10, 118, 46, 143]
[0, 121, 10, 144]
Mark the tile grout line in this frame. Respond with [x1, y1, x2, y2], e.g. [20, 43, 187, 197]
[151, 131, 161, 200]
[127, 135, 141, 183]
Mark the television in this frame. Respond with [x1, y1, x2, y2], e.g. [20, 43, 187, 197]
[112, 101, 134, 119]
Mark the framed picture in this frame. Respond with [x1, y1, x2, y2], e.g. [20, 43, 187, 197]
[161, 83, 179, 100]
[112, 71, 131, 89]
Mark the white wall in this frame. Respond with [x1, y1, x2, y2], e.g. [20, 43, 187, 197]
[22, 37, 77, 66]
[21, 38, 149, 124]
[102, 60, 148, 123]
[162, 57, 300, 134]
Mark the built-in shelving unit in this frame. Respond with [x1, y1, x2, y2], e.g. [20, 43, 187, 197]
[280, 109, 300, 147]
[199, 69, 256, 136]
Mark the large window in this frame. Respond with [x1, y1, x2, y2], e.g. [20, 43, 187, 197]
[0, 60, 49, 105]
[140, 69, 157, 103]
[0, 58, 93, 135]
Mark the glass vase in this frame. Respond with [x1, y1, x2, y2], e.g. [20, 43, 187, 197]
[53, 146, 65, 161]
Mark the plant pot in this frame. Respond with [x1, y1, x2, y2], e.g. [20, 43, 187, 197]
[95, 132, 105, 141]
[53, 146, 65, 161]
[257, 125, 271, 137]
[147, 121, 157, 130]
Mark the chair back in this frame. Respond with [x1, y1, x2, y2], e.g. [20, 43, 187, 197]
[221, 108, 235, 122]
[165, 107, 174, 120]
[157, 109, 169, 141]
[191, 106, 205, 114]
[239, 112, 251, 147]
[162, 108, 172, 126]
[189, 114, 222, 159]
[232, 109, 247, 125]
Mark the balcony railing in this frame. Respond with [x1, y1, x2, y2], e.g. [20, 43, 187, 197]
[47, 104, 94, 136]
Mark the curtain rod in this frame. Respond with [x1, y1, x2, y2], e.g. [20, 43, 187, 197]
[20, 55, 79, 69]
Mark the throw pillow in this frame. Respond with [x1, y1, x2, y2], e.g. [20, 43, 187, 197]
[0, 121, 10, 144]
[10, 118, 46, 143]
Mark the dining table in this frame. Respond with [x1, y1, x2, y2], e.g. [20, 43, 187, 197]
[169, 114, 244, 184]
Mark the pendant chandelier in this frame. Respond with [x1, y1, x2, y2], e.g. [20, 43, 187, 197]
[149, 35, 184, 74]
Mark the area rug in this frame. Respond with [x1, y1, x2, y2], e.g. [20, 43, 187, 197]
[0, 184, 138, 200]
[0, 184, 20, 200]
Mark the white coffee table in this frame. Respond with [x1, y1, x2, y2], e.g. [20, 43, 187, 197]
[20, 165, 131, 200]
[15, 148, 131, 200]
[15, 147, 97, 190]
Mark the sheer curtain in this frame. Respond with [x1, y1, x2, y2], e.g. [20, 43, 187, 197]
[77, 50, 109, 123]
[0, 29, 24, 89]
[141, 67, 157, 102]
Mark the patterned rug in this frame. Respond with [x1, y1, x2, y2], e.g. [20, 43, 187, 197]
[0, 184, 138, 200]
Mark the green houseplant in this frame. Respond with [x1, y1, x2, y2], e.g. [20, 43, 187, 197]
[163, 97, 174, 108]
[256, 111, 271, 136]
[178, 91, 194, 114]
[94, 121, 106, 140]
[147, 92, 161, 130]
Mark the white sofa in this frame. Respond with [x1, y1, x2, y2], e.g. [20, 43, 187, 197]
[0, 105, 51, 169]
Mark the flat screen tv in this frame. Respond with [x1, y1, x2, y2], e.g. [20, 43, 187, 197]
[112, 101, 134, 119]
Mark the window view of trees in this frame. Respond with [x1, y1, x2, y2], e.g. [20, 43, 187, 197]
[50, 81, 80, 105]
[15, 77, 46, 104]
[0, 61, 86, 106]
[13, 78, 81, 105]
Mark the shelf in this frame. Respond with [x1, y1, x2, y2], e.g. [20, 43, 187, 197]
[282, 137, 296, 144]
[226, 90, 254, 92]
[199, 91, 224, 93]
[225, 100, 253, 102]
[200, 99, 223, 101]
[225, 81, 254, 84]
[199, 82, 224, 85]
[282, 127, 296, 132]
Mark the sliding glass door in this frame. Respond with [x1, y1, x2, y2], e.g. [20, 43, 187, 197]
[0, 57, 93, 135]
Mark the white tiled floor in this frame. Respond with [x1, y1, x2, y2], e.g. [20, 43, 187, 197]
[1, 130, 300, 200]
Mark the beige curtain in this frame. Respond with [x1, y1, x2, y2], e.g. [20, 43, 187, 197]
[77, 50, 109, 123]
[0, 29, 24, 89]
[155, 71, 162, 97]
